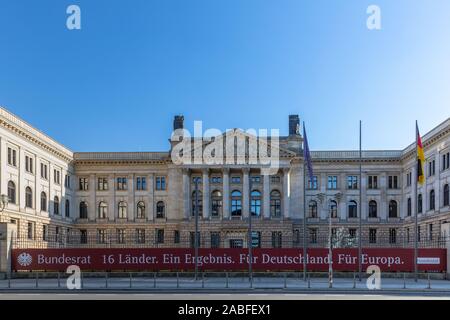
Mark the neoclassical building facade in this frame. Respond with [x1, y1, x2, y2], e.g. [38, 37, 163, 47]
[1, 106, 449, 249]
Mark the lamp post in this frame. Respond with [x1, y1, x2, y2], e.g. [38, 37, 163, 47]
[328, 192, 342, 288]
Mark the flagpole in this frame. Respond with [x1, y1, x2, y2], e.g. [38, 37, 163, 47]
[302, 122, 307, 281]
[414, 120, 419, 282]
[358, 120, 362, 281]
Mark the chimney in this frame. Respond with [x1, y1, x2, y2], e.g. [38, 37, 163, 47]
[173, 115, 184, 131]
[289, 115, 300, 136]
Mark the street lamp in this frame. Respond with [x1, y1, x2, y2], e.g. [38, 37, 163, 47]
[328, 192, 342, 288]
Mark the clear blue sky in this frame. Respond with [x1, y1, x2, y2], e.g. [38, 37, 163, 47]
[0, 0, 449, 152]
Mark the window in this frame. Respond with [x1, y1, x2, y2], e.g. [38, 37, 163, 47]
[271, 176, 281, 184]
[191, 190, 203, 216]
[118, 201, 127, 219]
[65, 199, 70, 217]
[389, 228, 397, 244]
[442, 152, 450, 171]
[293, 229, 300, 245]
[40, 163, 48, 179]
[156, 201, 165, 218]
[251, 231, 261, 248]
[210, 232, 220, 248]
[348, 200, 357, 218]
[407, 198, 412, 216]
[155, 176, 166, 190]
[368, 175, 378, 189]
[388, 176, 398, 189]
[42, 225, 48, 241]
[444, 184, 450, 207]
[25, 155, 33, 173]
[309, 228, 317, 244]
[79, 177, 88, 191]
[308, 200, 317, 218]
[407, 228, 410, 243]
[65, 174, 71, 189]
[27, 222, 34, 240]
[54, 169, 61, 184]
[327, 176, 337, 189]
[136, 177, 147, 190]
[156, 229, 164, 244]
[80, 230, 87, 244]
[136, 201, 145, 219]
[211, 176, 222, 184]
[368, 200, 377, 218]
[190, 232, 200, 248]
[117, 229, 125, 244]
[347, 176, 358, 189]
[270, 190, 281, 217]
[40, 192, 47, 212]
[174, 230, 180, 244]
[308, 176, 318, 190]
[98, 202, 108, 219]
[7, 147, 17, 166]
[7, 181, 16, 204]
[329, 200, 338, 218]
[418, 226, 421, 242]
[53, 196, 60, 215]
[192, 176, 202, 184]
[406, 172, 412, 187]
[25, 187, 33, 208]
[349, 228, 357, 239]
[79, 201, 88, 219]
[430, 189, 435, 210]
[117, 177, 127, 190]
[388, 200, 398, 218]
[136, 229, 145, 244]
[428, 224, 433, 241]
[251, 176, 261, 184]
[418, 194, 423, 213]
[250, 190, 261, 216]
[231, 176, 241, 184]
[231, 190, 242, 217]
[428, 159, 436, 177]
[97, 229, 106, 244]
[369, 229, 377, 244]
[97, 178, 108, 191]
[271, 231, 282, 248]
[211, 191, 222, 217]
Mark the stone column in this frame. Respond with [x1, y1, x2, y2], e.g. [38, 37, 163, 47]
[222, 168, 230, 219]
[202, 169, 210, 219]
[282, 168, 290, 218]
[182, 169, 190, 219]
[128, 174, 135, 221]
[108, 174, 115, 221]
[380, 173, 387, 220]
[263, 173, 270, 219]
[435, 153, 441, 211]
[89, 174, 96, 221]
[147, 173, 154, 221]
[243, 168, 250, 218]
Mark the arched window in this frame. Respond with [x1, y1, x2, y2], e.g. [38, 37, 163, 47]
[25, 187, 33, 208]
[118, 201, 127, 219]
[65, 199, 70, 217]
[429, 189, 435, 211]
[308, 200, 317, 218]
[389, 200, 398, 218]
[418, 194, 423, 213]
[98, 201, 108, 219]
[137, 201, 145, 219]
[231, 190, 242, 217]
[211, 191, 222, 217]
[7, 181, 16, 204]
[79, 201, 88, 219]
[191, 190, 203, 217]
[53, 196, 60, 215]
[270, 190, 281, 217]
[329, 200, 337, 218]
[250, 190, 261, 216]
[368, 200, 377, 218]
[40, 192, 47, 212]
[156, 201, 165, 218]
[348, 200, 357, 218]
[407, 198, 412, 216]
[444, 184, 450, 207]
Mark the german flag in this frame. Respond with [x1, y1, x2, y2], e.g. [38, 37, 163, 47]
[416, 121, 425, 185]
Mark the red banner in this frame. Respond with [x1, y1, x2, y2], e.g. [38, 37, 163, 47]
[11, 248, 446, 272]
